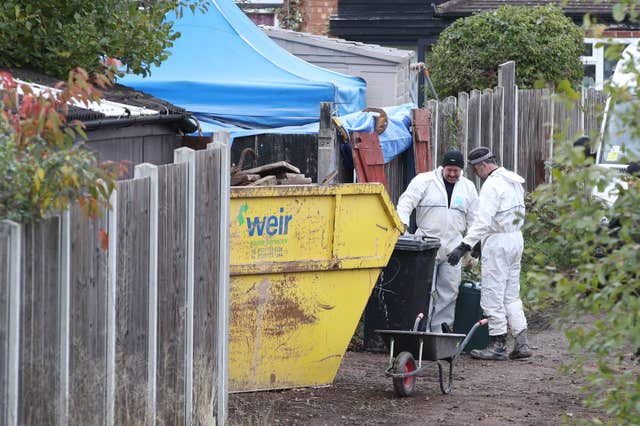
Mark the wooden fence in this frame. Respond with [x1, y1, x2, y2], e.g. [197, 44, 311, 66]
[423, 61, 605, 193]
[0, 135, 231, 425]
[382, 62, 606, 202]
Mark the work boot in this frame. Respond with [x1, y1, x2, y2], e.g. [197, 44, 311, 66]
[470, 334, 508, 360]
[509, 330, 532, 359]
[441, 323, 453, 334]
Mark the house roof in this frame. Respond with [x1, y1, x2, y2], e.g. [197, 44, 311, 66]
[262, 26, 415, 63]
[435, 0, 618, 18]
[4, 68, 189, 122]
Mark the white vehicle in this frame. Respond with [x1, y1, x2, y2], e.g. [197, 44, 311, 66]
[591, 42, 640, 205]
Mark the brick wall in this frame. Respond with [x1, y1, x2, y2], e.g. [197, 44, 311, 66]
[301, 0, 338, 35]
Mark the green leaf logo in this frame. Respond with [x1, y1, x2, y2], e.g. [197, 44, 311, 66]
[237, 203, 249, 225]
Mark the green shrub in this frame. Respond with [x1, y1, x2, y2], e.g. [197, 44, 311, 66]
[428, 5, 584, 98]
[0, 67, 123, 223]
[523, 137, 640, 424]
[0, 0, 207, 79]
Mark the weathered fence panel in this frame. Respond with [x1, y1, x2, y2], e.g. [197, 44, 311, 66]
[584, 88, 606, 139]
[498, 61, 517, 172]
[19, 218, 62, 425]
[155, 163, 189, 425]
[481, 89, 493, 151]
[114, 177, 151, 424]
[491, 87, 504, 164]
[1, 222, 20, 426]
[1, 138, 230, 426]
[68, 205, 110, 424]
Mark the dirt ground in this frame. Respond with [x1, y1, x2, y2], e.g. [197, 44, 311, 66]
[227, 314, 616, 426]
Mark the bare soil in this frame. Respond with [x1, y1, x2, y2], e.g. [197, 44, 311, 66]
[228, 318, 607, 425]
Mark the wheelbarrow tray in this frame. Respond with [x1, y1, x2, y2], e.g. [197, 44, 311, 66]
[375, 330, 466, 361]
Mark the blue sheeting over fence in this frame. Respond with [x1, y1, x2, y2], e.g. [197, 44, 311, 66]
[198, 103, 415, 163]
[119, 0, 366, 128]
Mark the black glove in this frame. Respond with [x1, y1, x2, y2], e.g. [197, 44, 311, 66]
[447, 242, 471, 266]
[471, 242, 481, 259]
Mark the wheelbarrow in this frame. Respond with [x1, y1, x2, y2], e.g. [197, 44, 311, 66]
[376, 315, 488, 397]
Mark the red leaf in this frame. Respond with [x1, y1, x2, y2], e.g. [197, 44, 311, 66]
[99, 228, 109, 252]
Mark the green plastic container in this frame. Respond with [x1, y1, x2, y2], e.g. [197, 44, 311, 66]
[453, 281, 489, 353]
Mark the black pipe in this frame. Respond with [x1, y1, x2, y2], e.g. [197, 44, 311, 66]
[83, 113, 198, 134]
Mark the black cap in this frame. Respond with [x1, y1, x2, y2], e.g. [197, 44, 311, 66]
[627, 162, 640, 176]
[441, 150, 464, 168]
[468, 146, 494, 165]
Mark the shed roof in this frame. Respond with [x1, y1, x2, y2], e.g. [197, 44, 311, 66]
[4, 68, 188, 121]
[435, 0, 617, 17]
[262, 26, 415, 63]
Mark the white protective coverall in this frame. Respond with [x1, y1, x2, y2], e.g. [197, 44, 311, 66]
[461, 167, 527, 337]
[396, 166, 478, 331]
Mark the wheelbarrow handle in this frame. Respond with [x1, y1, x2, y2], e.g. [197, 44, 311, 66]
[452, 318, 488, 364]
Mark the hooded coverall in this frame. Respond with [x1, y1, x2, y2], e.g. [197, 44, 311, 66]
[461, 167, 527, 337]
[396, 166, 478, 331]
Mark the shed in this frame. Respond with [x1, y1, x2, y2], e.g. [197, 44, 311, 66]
[6, 68, 196, 178]
[263, 26, 417, 107]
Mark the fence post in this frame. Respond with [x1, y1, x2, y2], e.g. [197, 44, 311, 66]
[106, 189, 118, 426]
[134, 163, 159, 424]
[59, 211, 71, 425]
[210, 132, 230, 426]
[498, 61, 517, 171]
[174, 147, 197, 426]
[492, 86, 504, 164]
[457, 92, 469, 161]
[317, 102, 336, 183]
[1, 221, 21, 426]
[426, 100, 438, 170]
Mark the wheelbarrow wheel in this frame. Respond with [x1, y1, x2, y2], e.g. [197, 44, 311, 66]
[392, 351, 417, 397]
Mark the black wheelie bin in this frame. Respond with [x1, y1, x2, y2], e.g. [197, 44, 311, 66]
[363, 235, 440, 352]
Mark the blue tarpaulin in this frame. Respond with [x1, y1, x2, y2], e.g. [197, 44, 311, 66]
[118, 0, 366, 128]
[197, 103, 415, 163]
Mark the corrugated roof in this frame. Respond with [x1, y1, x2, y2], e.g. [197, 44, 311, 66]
[262, 26, 415, 63]
[3, 68, 188, 121]
[435, 0, 617, 17]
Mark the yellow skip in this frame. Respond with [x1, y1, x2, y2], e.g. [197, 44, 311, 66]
[229, 183, 403, 392]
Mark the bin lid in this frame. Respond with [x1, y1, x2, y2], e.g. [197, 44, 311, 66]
[394, 235, 440, 251]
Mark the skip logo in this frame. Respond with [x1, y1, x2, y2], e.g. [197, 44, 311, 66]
[237, 203, 293, 237]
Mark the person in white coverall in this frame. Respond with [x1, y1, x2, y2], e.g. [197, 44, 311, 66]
[396, 150, 478, 333]
[446, 146, 532, 360]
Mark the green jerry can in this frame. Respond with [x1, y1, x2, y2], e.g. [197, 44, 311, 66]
[453, 281, 490, 353]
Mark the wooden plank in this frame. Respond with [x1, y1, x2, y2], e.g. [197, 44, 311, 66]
[155, 163, 188, 425]
[467, 90, 482, 185]
[0, 223, 10, 425]
[191, 148, 219, 425]
[317, 102, 336, 183]
[239, 161, 301, 176]
[0, 221, 20, 426]
[231, 134, 318, 183]
[426, 100, 438, 170]
[411, 108, 432, 174]
[383, 152, 407, 206]
[584, 88, 605, 139]
[498, 61, 517, 171]
[114, 177, 151, 425]
[436, 96, 458, 160]
[540, 89, 554, 186]
[68, 205, 110, 424]
[457, 92, 469, 162]
[491, 87, 504, 163]
[481, 88, 493, 150]
[18, 218, 62, 424]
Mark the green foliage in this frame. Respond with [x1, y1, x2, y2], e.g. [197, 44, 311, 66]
[277, 0, 304, 31]
[522, 129, 640, 423]
[428, 5, 584, 98]
[0, 68, 123, 223]
[0, 0, 208, 79]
